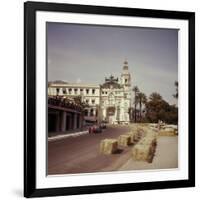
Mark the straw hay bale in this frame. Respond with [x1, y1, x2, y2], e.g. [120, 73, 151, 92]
[134, 130, 144, 141]
[99, 139, 118, 155]
[159, 128, 176, 136]
[138, 135, 157, 149]
[126, 132, 135, 143]
[118, 135, 131, 146]
[132, 144, 151, 161]
[138, 137, 156, 146]
[132, 131, 157, 162]
[164, 125, 178, 130]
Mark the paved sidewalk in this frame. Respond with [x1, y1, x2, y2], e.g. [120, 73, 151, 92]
[119, 136, 178, 171]
[48, 130, 89, 142]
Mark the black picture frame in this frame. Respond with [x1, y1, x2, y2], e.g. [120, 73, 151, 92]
[24, 1, 195, 198]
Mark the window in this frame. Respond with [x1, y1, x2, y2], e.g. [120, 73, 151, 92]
[86, 89, 89, 94]
[68, 88, 72, 94]
[92, 89, 95, 94]
[90, 109, 94, 116]
[102, 91, 104, 94]
[80, 88, 83, 94]
[62, 88, 66, 94]
[56, 88, 59, 95]
[125, 79, 128, 83]
[108, 93, 115, 105]
[84, 109, 88, 116]
[74, 88, 77, 94]
[86, 99, 89, 104]
[92, 99, 95, 104]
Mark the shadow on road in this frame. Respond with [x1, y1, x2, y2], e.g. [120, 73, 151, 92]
[113, 149, 123, 154]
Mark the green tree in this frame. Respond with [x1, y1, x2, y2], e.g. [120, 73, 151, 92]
[149, 92, 163, 101]
[173, 81, 178, 99]
[145, 92, 178, 124]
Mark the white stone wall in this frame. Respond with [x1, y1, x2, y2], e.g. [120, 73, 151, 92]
[48, 83, 131, 124]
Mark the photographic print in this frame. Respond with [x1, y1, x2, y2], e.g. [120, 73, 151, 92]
[47, 23, 179, 175]
[24, 2, 195, 197]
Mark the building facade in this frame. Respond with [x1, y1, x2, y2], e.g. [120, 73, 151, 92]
[48, 61, 132, 125]
[48, 83, 100, 124]
[100, 60, 132, 124]
[48, 96, 84, 134]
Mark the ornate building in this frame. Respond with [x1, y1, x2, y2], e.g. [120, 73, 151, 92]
[100, 60, 132, 124]
[48, 60, 132, 126]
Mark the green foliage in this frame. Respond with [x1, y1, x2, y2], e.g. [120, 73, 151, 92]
[131, 82, 178, 124]
[135, 92, 147, 122]
[173, 81, 178, 99]
[145, 92, 178, 124]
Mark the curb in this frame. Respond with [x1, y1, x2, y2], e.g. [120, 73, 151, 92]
[48, 130, 89, 142]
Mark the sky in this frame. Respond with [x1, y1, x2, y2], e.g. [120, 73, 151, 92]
[47, 22, 178, 105]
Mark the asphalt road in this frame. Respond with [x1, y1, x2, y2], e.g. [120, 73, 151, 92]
[48, 125, 178, 175]
[48, 125, 131, 175]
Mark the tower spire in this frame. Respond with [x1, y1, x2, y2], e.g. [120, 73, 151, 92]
[123, 59, 128, 70]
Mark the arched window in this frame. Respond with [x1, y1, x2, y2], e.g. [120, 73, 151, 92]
[62, 88, 66, 94]
[90, 109, 94, 116]
[84, 109, 88, 116]
[56, 88, 59, 95]
[108, 93, 115, 105]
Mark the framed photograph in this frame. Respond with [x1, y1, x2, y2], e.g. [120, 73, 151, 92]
[24, 1, 195, 198]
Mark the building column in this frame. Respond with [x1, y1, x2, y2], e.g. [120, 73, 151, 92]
[93, 108, 96, 117]
[70, 113, 73, 129]
[61, 111, 66, 132]
[55, 112, 60, 132]
[102, 108, 106, 121]
[79, 114, 82, 129]
[73, 113, 77, 129]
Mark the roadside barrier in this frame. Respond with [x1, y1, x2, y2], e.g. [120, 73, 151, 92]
[99, 139, 118, 155]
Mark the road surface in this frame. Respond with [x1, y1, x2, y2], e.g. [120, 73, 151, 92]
[48, 125, 131, 174]
[48, 125, 178, 175]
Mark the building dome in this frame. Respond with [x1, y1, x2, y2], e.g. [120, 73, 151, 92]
[102, 75, 121, 89]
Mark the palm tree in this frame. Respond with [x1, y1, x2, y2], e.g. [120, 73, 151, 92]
[173, 81, 178, 99]
[132, 86, 139, 122]
[136, 92, 147, 122]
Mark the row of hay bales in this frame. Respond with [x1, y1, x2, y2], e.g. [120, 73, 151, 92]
[132, 130, 157, 163]
[99, 127, 144, 155]
[100, 126, 158, 163]
[159, 128, 178, 136]
[148, 124, 178, 136]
